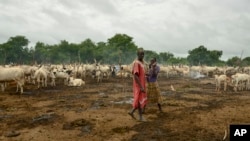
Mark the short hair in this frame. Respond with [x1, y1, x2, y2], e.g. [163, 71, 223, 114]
[137, 48, 144, 54]
[151, 57, 156, 61]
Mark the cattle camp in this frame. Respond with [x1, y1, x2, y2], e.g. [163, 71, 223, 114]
[1, 35, 250, 141]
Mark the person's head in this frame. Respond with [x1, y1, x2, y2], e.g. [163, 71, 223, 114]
[150, 57, 156, 64]
[137, 48, 144, 61]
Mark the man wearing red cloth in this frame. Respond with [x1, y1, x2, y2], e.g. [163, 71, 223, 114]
[128, 48, 147, 122]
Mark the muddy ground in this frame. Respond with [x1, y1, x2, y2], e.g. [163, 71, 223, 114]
[1, 76, 250, 141]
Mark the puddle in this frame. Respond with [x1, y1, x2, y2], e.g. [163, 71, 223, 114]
[63, 118, 93, 135]
[99, 92, 109, 98]
[22, 91, 34, 95]
[0, 115, 12, 120]
[89, 100, 106, 110]
[58, 94, 89, 100]
[110, 98, 133, 104]
[32, 112, 55, 123]
[44, 90, 61, 93]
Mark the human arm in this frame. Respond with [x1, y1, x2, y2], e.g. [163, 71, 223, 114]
[134, 73, 145, 93]
[151, 63, 159, 77]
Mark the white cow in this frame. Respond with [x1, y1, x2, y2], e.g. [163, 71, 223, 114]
[231, 73, 250, 92]
[52, 69, 70, 85]
[47, 71, 56, 86]
[98, 65, 111, 79]
[214, 74, 229, 92]
[116, 71, 131, 78]
[0, 67, 25, 94]
[68, 77, 85, 86]
[160, 65, 176, 78]
[20, 65, 38, 83]
[84, 63, 97, 78]
[201, 66, 218, 77]
[33, 67, 48, 88]
[121, 63, 134, 73]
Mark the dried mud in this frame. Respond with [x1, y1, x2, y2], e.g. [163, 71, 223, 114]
[0, 77, 250, 141]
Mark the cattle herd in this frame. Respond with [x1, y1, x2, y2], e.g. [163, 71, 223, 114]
[1, 62, 250, 95]
[0, 62, 114, 94]
[160, 65, 250, 92]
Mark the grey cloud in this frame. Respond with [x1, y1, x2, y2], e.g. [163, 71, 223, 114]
[59, 0, 119, 16]
[0, 0, 249, 61]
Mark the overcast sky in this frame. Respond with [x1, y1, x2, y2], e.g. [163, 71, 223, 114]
[1, 0, 250, 61]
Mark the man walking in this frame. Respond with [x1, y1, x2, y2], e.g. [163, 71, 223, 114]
[128, 48, 147, 122]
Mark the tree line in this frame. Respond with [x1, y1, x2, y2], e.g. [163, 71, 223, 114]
[0, 34, 249, 66]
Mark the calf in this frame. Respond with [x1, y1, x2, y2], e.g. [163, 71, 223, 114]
[214, 74, 230, 92]
[68, 77, 85, 86]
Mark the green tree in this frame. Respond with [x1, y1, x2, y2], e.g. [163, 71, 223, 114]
[34, 42, 52, 64]
[206, 50, 223, 65]
[0, 43, 8, 64]
[144, 50, 159, 62]
[226, 56, 241, 66]
[242, 57, 250, 66]
[22, 46, 33, 64]
[159, 52, 174, 64]
[106, 33, 138, 64]
[167, 57, 188, 65]
[79, 38, 96, 63]
[94, 42, 107, 62]
[187, 45, 208, 65]
[4, 35, 29, 64]
[55, 40, 78, 63]
[69, 43, 80, 63]
[187, 45, 222, 66]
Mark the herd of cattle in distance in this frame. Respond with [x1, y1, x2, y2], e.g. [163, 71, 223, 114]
[1, 61, 250, 95]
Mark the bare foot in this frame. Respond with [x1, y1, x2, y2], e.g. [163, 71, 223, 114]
[138, 116, 146, 122]
[128, 112, 136, 120]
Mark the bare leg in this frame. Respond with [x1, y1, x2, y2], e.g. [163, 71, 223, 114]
[142, 105, 146, 114]
[138, 103, 145, 121]
[158, 103, 163, 112]
[128, 108, 136, 120]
